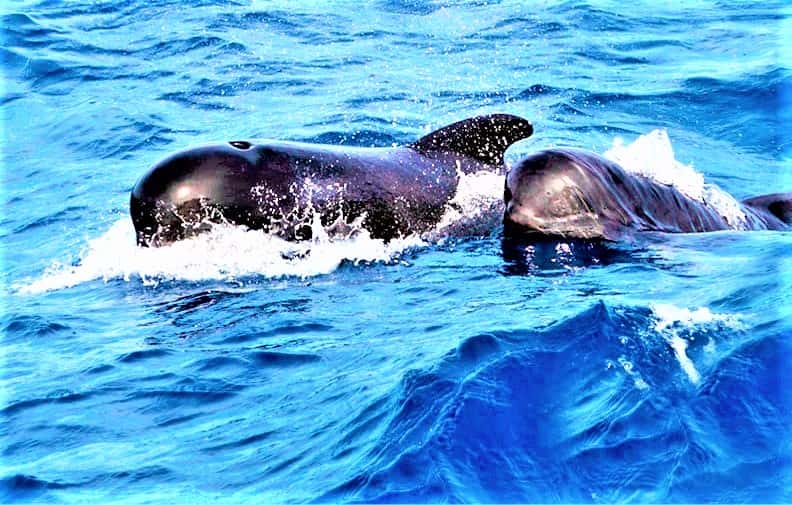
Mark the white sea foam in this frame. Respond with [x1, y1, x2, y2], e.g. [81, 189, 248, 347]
[649, 303, 745, 384]
[604, 129, 750, 229]
[667, 335, 701, 384]
[429, 167, 504, 240]
[18, 217, 425, 294]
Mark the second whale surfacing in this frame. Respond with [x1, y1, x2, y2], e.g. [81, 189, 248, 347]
[503, 148, 792, 241]
[130, 114, 533, 246]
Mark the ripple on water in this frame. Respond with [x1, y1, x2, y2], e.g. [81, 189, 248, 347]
[247, 350, 322, 367]
[219, 322, 333, 345]
[1, 474, 69, 503]
[2, 391, 93, 417]
[3, 315, 72, 340]
[116, 348, 173, 364]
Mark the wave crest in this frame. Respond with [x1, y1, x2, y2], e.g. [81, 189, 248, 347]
[328, 302, 754, 502]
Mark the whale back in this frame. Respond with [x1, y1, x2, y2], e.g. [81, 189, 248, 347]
[410, 113, 533, 169]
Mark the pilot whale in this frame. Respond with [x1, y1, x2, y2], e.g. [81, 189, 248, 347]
[503, 148, 791, 240]
[131, 114, 533, 246]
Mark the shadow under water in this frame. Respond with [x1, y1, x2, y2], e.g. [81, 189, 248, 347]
[499, 234, 643, 276]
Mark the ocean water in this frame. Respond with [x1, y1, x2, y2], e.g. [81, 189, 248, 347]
[2, 0, 791, 503]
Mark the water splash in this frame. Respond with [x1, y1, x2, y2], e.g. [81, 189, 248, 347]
[429, 167, 504, 240]
[18, 217, 425, 294]
[649, 303, 745, 384]
[605, 129, 750, 229]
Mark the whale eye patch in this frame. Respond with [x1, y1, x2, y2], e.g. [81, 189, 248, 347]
[229, 141, 252, 150]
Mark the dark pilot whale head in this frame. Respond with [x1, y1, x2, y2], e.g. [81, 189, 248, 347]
[504, 149, 792, 239]
[130, 140, 294, 246]
[503, 149, 624, 240]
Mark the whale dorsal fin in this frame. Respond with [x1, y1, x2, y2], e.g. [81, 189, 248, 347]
[743, 192, 792, 225]
[410, 113, 533, 167]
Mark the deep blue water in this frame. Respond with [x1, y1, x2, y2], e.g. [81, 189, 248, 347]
[2, 1, 791, 503]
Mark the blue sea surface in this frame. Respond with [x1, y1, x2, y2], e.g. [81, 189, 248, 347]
[2, 1, 791, 503]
